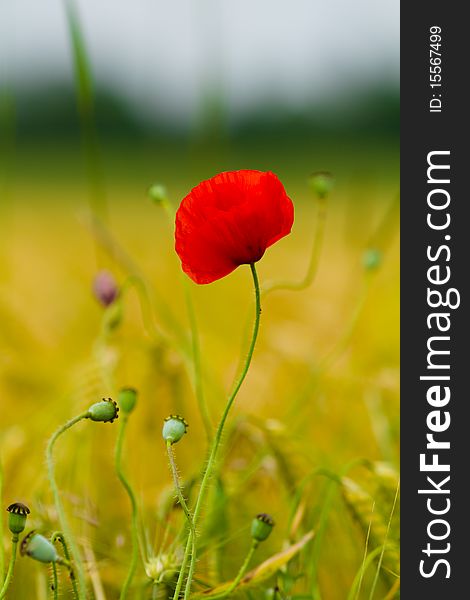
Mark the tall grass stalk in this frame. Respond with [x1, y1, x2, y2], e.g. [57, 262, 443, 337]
[64, 0, 107, 224]
[178, 263, 262, 599]
[368, 479, 400, 600]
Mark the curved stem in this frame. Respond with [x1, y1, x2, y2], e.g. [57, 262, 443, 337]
[115, 415, 140, 600]
[179, 263, 262, 599]
[212, 541, 258, 599]
[0, 535, 18, 600]
[46, 413, 89, 600]
[51, 531, 79, 599]
[262, 195, 328, 295]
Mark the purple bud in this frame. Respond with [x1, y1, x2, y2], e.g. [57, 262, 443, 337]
[92, 270, 119, 307]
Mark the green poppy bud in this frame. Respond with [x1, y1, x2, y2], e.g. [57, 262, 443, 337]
[363, 248, 382, 271]
[20, 532, 59, 563]
[6, 502, 30, 534]
[308, 171, 335, 199]
[148, 184, 168, 205]
[118, 387, 138, 415]
[251, 513, 275, 542]
[162, 415, 188, 445]
[88, 398, 119, 423]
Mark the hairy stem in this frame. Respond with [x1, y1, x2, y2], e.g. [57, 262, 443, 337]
[179, 263, 262, 599]
[0, 535, 18, 599]
[46, 413, 89, 599]
[51, 562, 59, 600]
[51, 531, 79, 599]
[167, 442, 195, 600]
[115, 415, 140, 600]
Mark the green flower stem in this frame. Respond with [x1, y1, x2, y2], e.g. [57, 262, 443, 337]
[179, 263, 262, 599]
[114, 414, 139, 600]
[0, 535, 18, 599]
[289, 271, 373, 425]
[211, 540, 258, 599]
[46, 413, 90, 600]
[262, 195, 328, 295]
[51, 562, 59, 600]
[51, 532, 79, 600]
[167, 441, 195, 600]
[166, 442, 195, 532]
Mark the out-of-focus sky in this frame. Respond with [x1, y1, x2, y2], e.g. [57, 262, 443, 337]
[1, 0, 399, 124]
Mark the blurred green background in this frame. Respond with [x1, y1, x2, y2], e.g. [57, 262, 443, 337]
[0, 1, 399, 598]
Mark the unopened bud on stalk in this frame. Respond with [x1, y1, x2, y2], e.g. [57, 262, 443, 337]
[162, 415, 188, 445]
[308, 171, 335, 199]
[362, 248, 382, 271]
[92, 270, 119, 307]
[88, 398, 119, 423]
[7, 502, 30, 535]
[251, 513, 275, 542]
[20, 532, 59, 564]
[148, 184, 169, 205]
[118, 387, 138, 415]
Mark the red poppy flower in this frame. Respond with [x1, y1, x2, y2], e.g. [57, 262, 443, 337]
[175, 170, 294, 284]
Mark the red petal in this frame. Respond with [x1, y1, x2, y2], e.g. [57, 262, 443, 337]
[175, 170, 294, 284]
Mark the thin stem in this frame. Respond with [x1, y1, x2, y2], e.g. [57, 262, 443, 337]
[115, 415, 140, 600]
[46, 413, 90, 600]
[212, 541, 258, 599]
[0, 535, 18, 599]
[180, 263, 262, 599]
[262, 195, 328, 295]
[290, 272, 372, 425]
[51, 531, 79, 599]
[64, 0, 107, 225]
[167, 442, 195, 600]
[166, 442, 195, 532]
[183, 280, 212, 441]
[51, 562, 59, 600]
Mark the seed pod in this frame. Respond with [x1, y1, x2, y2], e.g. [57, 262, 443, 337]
[88, 398, 119, 423]
[308, 171, 335, 199]
[20, 532, 59, 563]
[118, 387, 138, 415]
[7, 502, 30, 534]
[162, 415, 188, 445]
[148, 184, 169, 205]
[251, 513, 275, 542]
